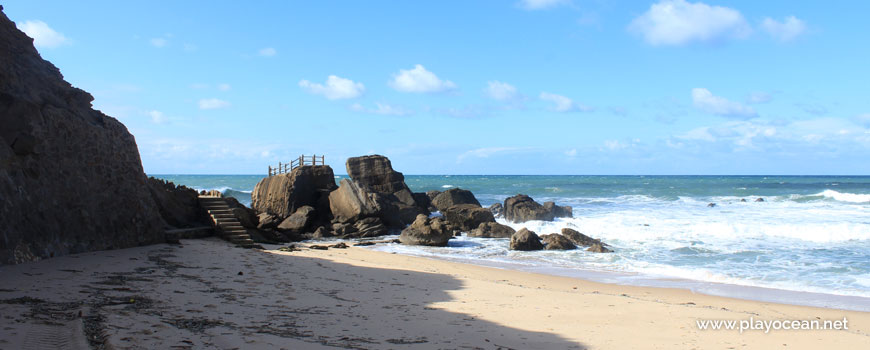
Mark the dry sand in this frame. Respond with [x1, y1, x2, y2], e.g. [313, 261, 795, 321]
[0, 238, 867, 349]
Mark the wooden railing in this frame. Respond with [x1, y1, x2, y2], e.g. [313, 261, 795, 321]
[268, 154, 325, 176]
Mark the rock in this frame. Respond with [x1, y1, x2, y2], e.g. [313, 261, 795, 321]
[330, 242, 348, 249]
[311, 226, 332, 239]
[755, 197, 765, 202]
[510, 228, 544, 251]
[328, 179, 381, 223]
[277, 206, 316, 233]
[353, 217, 388, 238]
[468, 222, 516, 238]
[489, 203, 504, 218]
[146, 177, 207, 228]
[441, 204, 495, 231]
[707, 203, 716, 208]
[540, 234, 577, 250]
[399, 214, 453, 247]
[346, 154, 411, 194]
[0, 9, 165, 264]
[740, 198, 747, 202]
[431, 188, 481, 212]
[560, 228, 603, 247]
[587, 243, 613, 253]
[246, 228, 283, 244]
[426, 190, 441, 202]
[309, 245, 329, 250]
[251, 165, 337, 219]
[257, 213, 281, 230]
[503, 194, 572, 223]
[544, 201, 573, 218]
[412, 192, 436, 212]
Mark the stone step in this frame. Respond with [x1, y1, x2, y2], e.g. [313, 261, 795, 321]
[225, 234, 250, 240]
[207, 209, 233, 214]
[222, 229, 247, 234]
[212, 213, 236, 218]
[203, 205, 230, 210]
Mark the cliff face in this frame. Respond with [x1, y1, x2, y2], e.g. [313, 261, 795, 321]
[0, 7, 165, 264]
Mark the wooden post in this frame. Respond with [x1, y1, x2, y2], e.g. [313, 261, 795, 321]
[268, 166, 272, 176]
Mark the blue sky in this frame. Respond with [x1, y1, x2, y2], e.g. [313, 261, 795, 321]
[4, 0, 869, 175]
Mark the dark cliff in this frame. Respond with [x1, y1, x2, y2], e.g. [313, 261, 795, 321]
[0, 7, 165, 264]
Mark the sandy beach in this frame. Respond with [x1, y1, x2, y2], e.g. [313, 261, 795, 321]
[1, 238, 867, 349]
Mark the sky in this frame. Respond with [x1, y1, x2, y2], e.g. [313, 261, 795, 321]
[4, 0, 869, 175]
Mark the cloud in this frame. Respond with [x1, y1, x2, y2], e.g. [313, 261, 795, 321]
[484, 81, 520, 101]
[746, 91, 773, 104]
[762, 16, 807, 42]
[856, 114, 870, 128]
[148, 110, 167, 124]
[517, 0, 570, 10]
[17, 20, 69, 48]
[457, 147, 524, 163]
[539, 92, 594, 112]
[350, 102, 413, 116]
[299, 75, 365, 100]
[796, 102, 827, 116]
[628, 0, 750, 46]
[217, 83, 231, 91]
[564, 148, 577, 157]
[389, 64, 457, 93]
[150, 38, 168, 47]
[198, 98, 230, 110]
[691, 88, 757, 118]
[258, 47, 277, 57]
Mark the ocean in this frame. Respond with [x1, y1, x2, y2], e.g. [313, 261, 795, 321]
[153, 174, 870, 309]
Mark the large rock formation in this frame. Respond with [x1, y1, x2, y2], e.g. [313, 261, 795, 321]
[399, 214, 453, 247]
[0, 8, 165, 264]
[146, 177, 208, 228]
[503, 194, 572, 223]
[441, 204, 495, 231]
[329, 178, 381, 223]
[431, 188, 480, 212]
[251, 165, 337, 219]
[336, 155, 426, 228]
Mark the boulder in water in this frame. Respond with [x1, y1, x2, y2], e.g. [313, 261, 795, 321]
[469, 222, 516, 238]
[540, 234, 577, 250]
[509, 228, 544, 251]
[399, 214, 453, 247]
[431, 188, 481, 212]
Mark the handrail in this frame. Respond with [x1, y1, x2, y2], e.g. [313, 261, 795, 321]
[268, 154, 325, 176]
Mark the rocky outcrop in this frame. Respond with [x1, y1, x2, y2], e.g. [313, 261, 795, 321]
[0, 8, 165, 264]
[503, 194, 572, 223]
[335, 155, 426, 228]
[509, 228, 544, 251]
[251, 165, 337, 219]
[540, 234, 577, 250]
[225, 197, 258, 229]
[329, 179, 381, 223]
[399, 215, 453, 247]
[146, 177, 207, 228]
[277, 205, 315, 234]
[561, 228, 612, 253]
[441, 204, 495, 231]
[412, 192, 436, 212]
[468, 222, 515, 238]
[431, 188, 481, 212]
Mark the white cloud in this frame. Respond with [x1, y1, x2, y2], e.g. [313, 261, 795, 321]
[148, 110, 167, 124]
[518, 0, 570, 10]
[198, 98, 230, 110]
[457, 147, 523, 163]
[350, 102, 413, 116]
[299, 75, 365, 100]
[854, 114, 870, 128]
[17, 20, 69, 48]
[539, 92, 594, 112]
[484, 81, 519, 101]
[217, 83, 231, 91]
[389, 64, 457, 93]
[259, 47, 277, 57]
[747, 92, 772, 104]
[691, 88, 757, 118]
[564, 148, 578, 157]
[762, 16, 807, 42]
[150, 38, 168, 47]
[628, 0, 751, 46]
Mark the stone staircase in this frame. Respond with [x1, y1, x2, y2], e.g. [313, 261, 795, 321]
[199, 196, 256, 248]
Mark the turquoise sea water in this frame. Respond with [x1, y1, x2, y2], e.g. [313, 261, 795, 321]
[152, 174, 870, 305]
